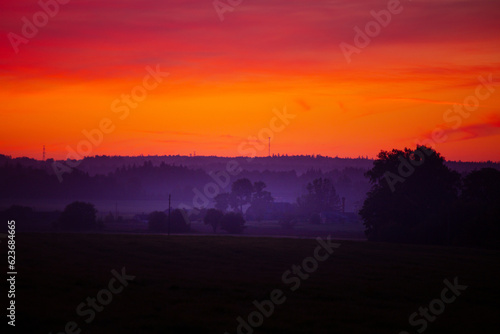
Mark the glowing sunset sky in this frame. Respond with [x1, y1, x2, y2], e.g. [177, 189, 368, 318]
[1, 0, 500, 161]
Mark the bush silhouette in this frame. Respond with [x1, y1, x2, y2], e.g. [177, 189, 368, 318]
[57, 201, 98, 231]
[204, 208, 224, 233]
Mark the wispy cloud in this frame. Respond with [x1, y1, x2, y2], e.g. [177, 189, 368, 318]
[420, 120, 500, 144]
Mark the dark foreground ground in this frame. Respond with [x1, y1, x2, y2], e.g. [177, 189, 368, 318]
[5, 233, 500, 334]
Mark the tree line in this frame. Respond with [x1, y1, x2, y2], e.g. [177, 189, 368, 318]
[360, 145, 500, 248]
[1, 146, 498, 248]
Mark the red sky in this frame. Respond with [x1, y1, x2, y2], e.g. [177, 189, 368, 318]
[1, 0, 500, 161]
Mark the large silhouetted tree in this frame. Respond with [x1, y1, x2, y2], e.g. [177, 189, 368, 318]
[217, 180, 274, 220]
[249, 181, 274, 221]
[359, 145, 460, 244]
[451, 168, 500, 247]
[58, 201, 98, 231]
[461, 168, 500, 204]
[214, 193, 231, 212]
[230, 178, 253, 212]
[297, 178, 340, 222]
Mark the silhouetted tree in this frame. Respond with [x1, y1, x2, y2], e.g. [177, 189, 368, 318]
[57, 201, 98, 231]
[204, 208, 224, 233]
[214, 193, 231, 212]
[360, 146, 460, 244]
[451, 168, 500, 248]
[230, 178, 253, 212]
[253, 181, 266, 194]
[461, 168, 500, 204]
[297, 178, 340, 222]
[220, 212, 245, 234]
[250, 181, 274, 221]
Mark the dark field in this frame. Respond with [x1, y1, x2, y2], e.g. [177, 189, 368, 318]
[9, 233, 500, 334]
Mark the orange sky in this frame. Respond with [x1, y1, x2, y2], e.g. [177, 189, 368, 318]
[1, 0, 500, 161]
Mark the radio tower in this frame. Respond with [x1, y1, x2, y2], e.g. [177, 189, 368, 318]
[43, 145, 46, 161]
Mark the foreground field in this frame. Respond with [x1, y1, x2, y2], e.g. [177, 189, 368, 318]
[9, 233, 500, 333]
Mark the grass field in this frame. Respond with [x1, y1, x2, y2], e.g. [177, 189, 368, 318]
[8, 233, 500, 334]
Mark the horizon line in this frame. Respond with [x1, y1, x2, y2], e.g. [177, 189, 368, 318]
[1, 153, 499, 165]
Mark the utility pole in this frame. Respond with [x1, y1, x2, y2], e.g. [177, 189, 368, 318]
[168, 194, 171, 236]
[43, 145, 46, 161]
